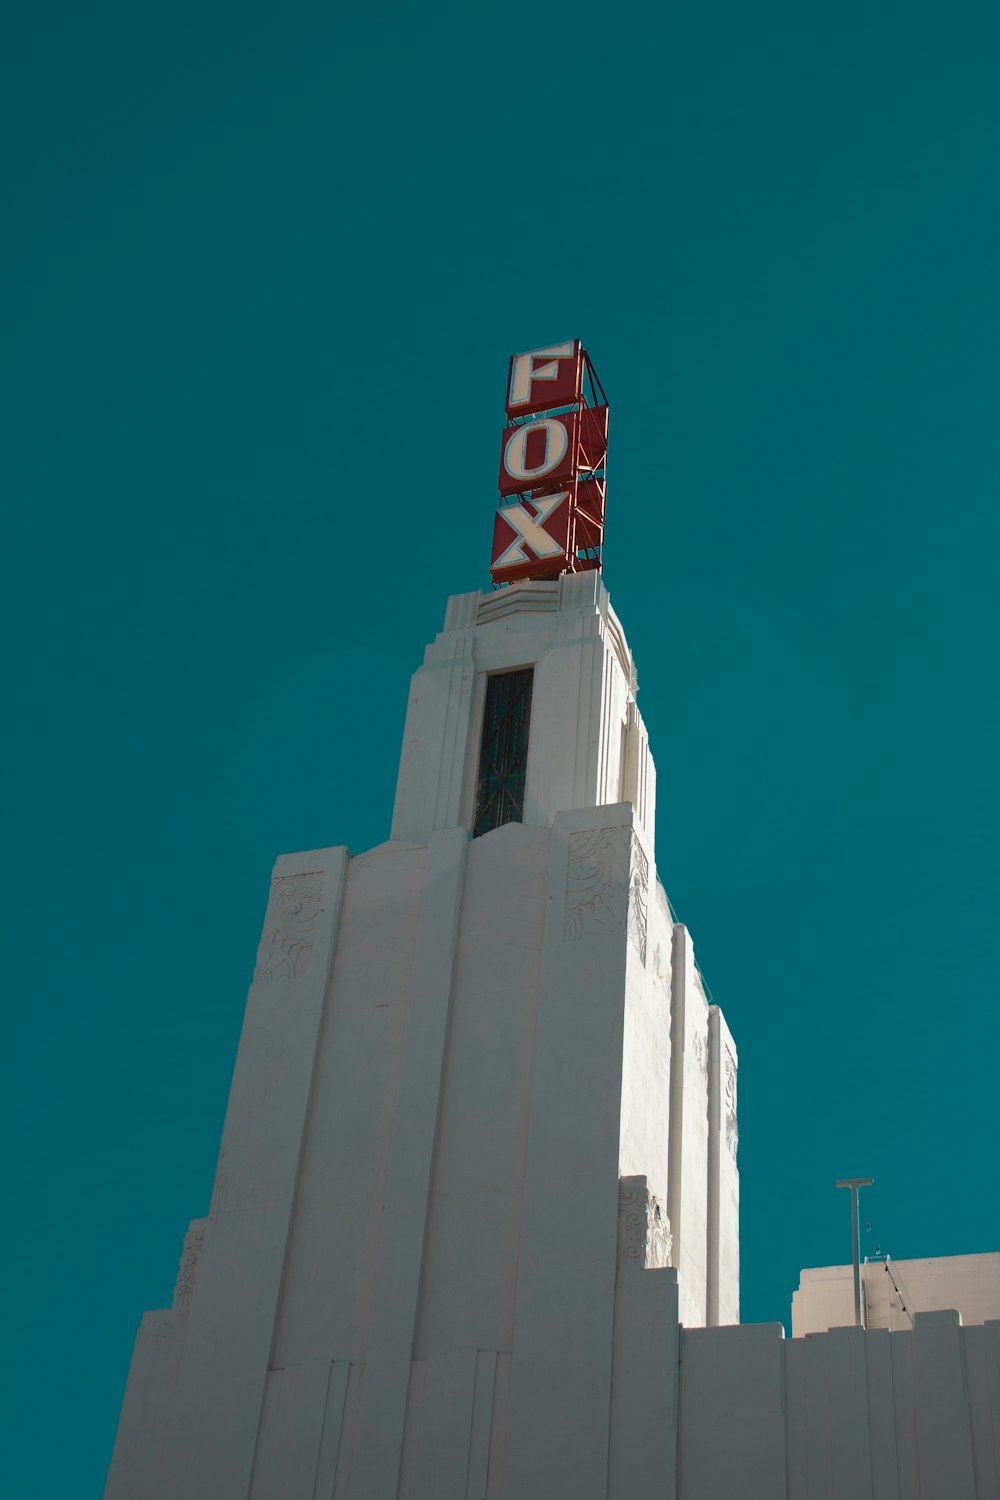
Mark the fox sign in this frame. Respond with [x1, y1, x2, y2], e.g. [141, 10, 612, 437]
[490, 341, 608, 586]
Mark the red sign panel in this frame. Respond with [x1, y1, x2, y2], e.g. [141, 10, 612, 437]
[491, 491, 572, 583]
[491, 341, 607, 585]
[498, 412, 579, 496]
[506, 341, 582, 418]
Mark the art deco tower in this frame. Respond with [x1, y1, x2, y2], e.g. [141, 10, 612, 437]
[106, 345, 739, 1500]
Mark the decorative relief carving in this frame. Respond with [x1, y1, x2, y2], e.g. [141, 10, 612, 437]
[172, 1218, 207, 1314]
[565, 826, 629, 940]
[628, 837, 648, 965]
[564, 827, 648, 963]
[691, 1027, 709, 1078]
[255, 871, 323, 982]
[648, 1199, 672, 1269]
[619, 1179, 648, 1267]
[724, 1046, 738, 1160]
[618, 1175, 672, 1274]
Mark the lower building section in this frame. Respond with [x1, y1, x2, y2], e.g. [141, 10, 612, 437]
[679, 1310, 1000, 1500]
[108, 1240, 1000, 1500]
[103, 570, 1000, 1498]
[105, 810, 738, 1499]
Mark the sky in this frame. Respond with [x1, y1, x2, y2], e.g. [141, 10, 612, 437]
[3, 2, 999, 1492]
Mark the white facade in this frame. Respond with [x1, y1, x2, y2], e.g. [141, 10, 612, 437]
[793, 1252, 1000, 1336]
[106, 573, 738, 1500]
[107, 572, 1000, 1499]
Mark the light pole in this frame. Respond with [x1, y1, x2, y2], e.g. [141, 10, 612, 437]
[835, 1177, 873, 1328]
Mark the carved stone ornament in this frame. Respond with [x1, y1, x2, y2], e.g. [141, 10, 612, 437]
[724, 1046, 738, 1161]
[618, 1175, 672, 1274]
[255, 870, 324, 982]
[564, 827, 648, 963]
[628, 838, 649, 965]
[172, 1218, 208, 1314]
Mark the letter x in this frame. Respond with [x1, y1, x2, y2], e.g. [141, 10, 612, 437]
[494, 493, 567, 568]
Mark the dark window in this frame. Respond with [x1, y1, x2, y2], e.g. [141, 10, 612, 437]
[473, 668, 534, 837]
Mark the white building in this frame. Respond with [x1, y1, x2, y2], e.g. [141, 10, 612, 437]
[794, 1252, 1000, 1336]
[106, 573, 1000, 1500]
[106, 573, 736, 1499]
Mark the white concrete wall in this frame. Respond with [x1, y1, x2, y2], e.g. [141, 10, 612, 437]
[681, 1310, 1000, 1499]
[105, 582, 737, 1500]
[793, 1250, 1000, 1336]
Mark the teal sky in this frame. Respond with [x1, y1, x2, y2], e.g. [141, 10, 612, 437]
[4, 3, 999, 1492]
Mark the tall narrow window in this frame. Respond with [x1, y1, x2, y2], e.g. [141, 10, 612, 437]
[473, 668, 534, 837]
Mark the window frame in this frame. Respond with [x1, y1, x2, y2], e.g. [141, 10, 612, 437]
[472, 666, 535, 837]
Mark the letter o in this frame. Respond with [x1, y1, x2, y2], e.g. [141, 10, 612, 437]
[503, 419, 569, 483]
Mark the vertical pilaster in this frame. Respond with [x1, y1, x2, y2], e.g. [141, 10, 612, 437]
[667, 924, 688, 1308]
[912, 1310, 978, 1498]
[104, 1312, 185, 1499]
[157, 848, 349, 1500]
[347, 827, 469, 1500]
[503, 805, 640, 1500]
[707, 1010, 720, 1327]
[707, 1007, 739, 1325]
[527, 611, 609, 825]
[391, 640, 476, 842]
[608, 1182, 679, 1500]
